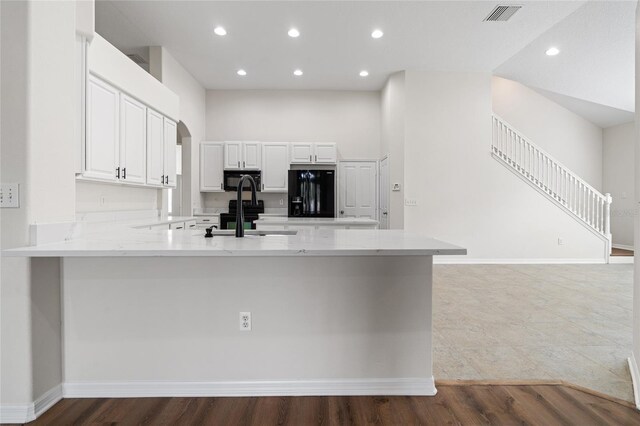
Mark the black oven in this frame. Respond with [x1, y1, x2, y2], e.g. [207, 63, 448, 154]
[223, 170, 261, 192]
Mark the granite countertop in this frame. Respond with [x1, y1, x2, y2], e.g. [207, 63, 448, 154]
[4, 229, 466, 258]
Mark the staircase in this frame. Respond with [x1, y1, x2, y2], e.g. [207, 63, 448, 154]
[491, 114, 612, 259]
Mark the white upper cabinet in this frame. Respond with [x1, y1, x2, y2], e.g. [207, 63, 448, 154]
[163, 118, 177, 187]
[224, 142, 242, 170]
[242, 142, 262, 170]
[224, 142, 261, 170]
[146, 109, 164, 187]
[119, 94, 147, 184]
[290, 142, 337, 164]
[261, 143, 289, 193]
[200, 142, 225, 192]
[314, 143, 337, 164]
[290, 143, 314, 164]
[85, 75, 119, 181]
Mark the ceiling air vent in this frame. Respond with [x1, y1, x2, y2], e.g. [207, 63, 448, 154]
[126, 53, 148, 65]
[484, 5, 522, 22]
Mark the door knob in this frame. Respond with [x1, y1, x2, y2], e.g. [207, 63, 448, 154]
[340, 210, 344, 215]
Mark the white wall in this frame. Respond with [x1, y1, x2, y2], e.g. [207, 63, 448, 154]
[633, 0, 640, 400]
[492, 76, 604, 190]
[150, 47, 207, 214]
[76, 181, 159, 212]
[603, 121, 635, 248]
[380, 73, 406, 230]
[63, 256, 433, 385]
[1, 0, 77, 409]
[397, 71, 605, 262]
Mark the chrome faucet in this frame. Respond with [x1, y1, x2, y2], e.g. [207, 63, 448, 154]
[235, 175, 258, 237]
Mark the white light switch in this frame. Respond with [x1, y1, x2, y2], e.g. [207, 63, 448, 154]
[0, 183, 20, 208]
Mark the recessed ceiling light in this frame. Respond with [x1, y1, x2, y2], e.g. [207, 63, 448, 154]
[237, 69, 247, 76]
[293, 69, 303, 76]
[359, 70, 369, 77]
[214, 26, 227, 36]
[288, 28, 300, 38]
[545, 47, 560, 56]
[371, 29, 384, 39]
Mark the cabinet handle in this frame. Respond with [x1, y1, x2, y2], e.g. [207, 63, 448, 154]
[237, 161, 240, 168]
[220, 182, 223, 189]
[315, 155, 317, 162]
[122, 168, 126, 179]
[262, 183, 264, 190]
[309, 155, 312, 162]
[243, 161, 245, 168]
[116, 167, 120, 179]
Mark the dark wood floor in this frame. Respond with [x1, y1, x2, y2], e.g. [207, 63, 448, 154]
[612, 248, 634, 256]
[17, 382, 640, 426]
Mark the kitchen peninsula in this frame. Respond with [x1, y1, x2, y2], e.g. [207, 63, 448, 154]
[6, 229, 465, 397]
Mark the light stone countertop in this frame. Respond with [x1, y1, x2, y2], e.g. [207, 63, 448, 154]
[4, 228, 466, 258]
[255, 216, 379, 225]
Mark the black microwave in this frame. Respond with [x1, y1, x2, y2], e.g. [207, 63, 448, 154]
[223, 170, 262, 192]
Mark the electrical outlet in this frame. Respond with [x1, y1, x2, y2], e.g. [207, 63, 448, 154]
[405, 198, 418, 206]
[392, 183, 401, 192]
[558, 237, 565, 246]
[239, 311, 251, 331]
[0, 183, 20, 208]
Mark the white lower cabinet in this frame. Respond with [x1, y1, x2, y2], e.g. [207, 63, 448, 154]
[200, 143, 225, 191]
[261, 143, 289, 192]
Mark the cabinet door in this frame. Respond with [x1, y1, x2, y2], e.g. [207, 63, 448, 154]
[85, 75, 119, 181]
[200, 142, 225, 192]
[224, 142, 242, 170]
[290, 143, 314, 164]
[242, 142, 262, 170]
[261, 143, 289, 192]
[119, 94, 146, 184]
[164, 118, 178, 187]
[314, 143, 337, 164]
[146, 109, 164, 186]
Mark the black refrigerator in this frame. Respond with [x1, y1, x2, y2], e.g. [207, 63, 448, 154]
[288, 170, 335, 217]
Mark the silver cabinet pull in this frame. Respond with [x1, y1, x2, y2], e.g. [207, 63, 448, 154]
[237, 161, 240, 168]
[243, 161, 245, 168]
[315, 155, 317, 162]
[309, 155, 312, 162]
[220, 182, 223, 189]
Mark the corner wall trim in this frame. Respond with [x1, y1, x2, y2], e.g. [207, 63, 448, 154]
[0, 383, 62, 423]
[63, 378, 437, 398]
[628, 355, 640, 410]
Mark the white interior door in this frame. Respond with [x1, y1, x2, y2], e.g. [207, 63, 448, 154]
[338, 161, 377, 219]
[379, 156, 390, 229]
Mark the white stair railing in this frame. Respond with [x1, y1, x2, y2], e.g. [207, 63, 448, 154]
[491, 114, 612, 249]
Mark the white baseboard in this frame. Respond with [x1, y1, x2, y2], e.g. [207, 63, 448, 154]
[63, 378, 437, 398]
[613, 244, 635, 251]
[433, 258, 606, 265]
[628, 355, 640, 410]
[0, 384, 62, 423]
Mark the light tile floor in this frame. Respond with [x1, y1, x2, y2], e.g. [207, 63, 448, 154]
[432, 264, 634, 402]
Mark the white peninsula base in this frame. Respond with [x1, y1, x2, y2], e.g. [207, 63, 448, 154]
[62, 255, 436, 397]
